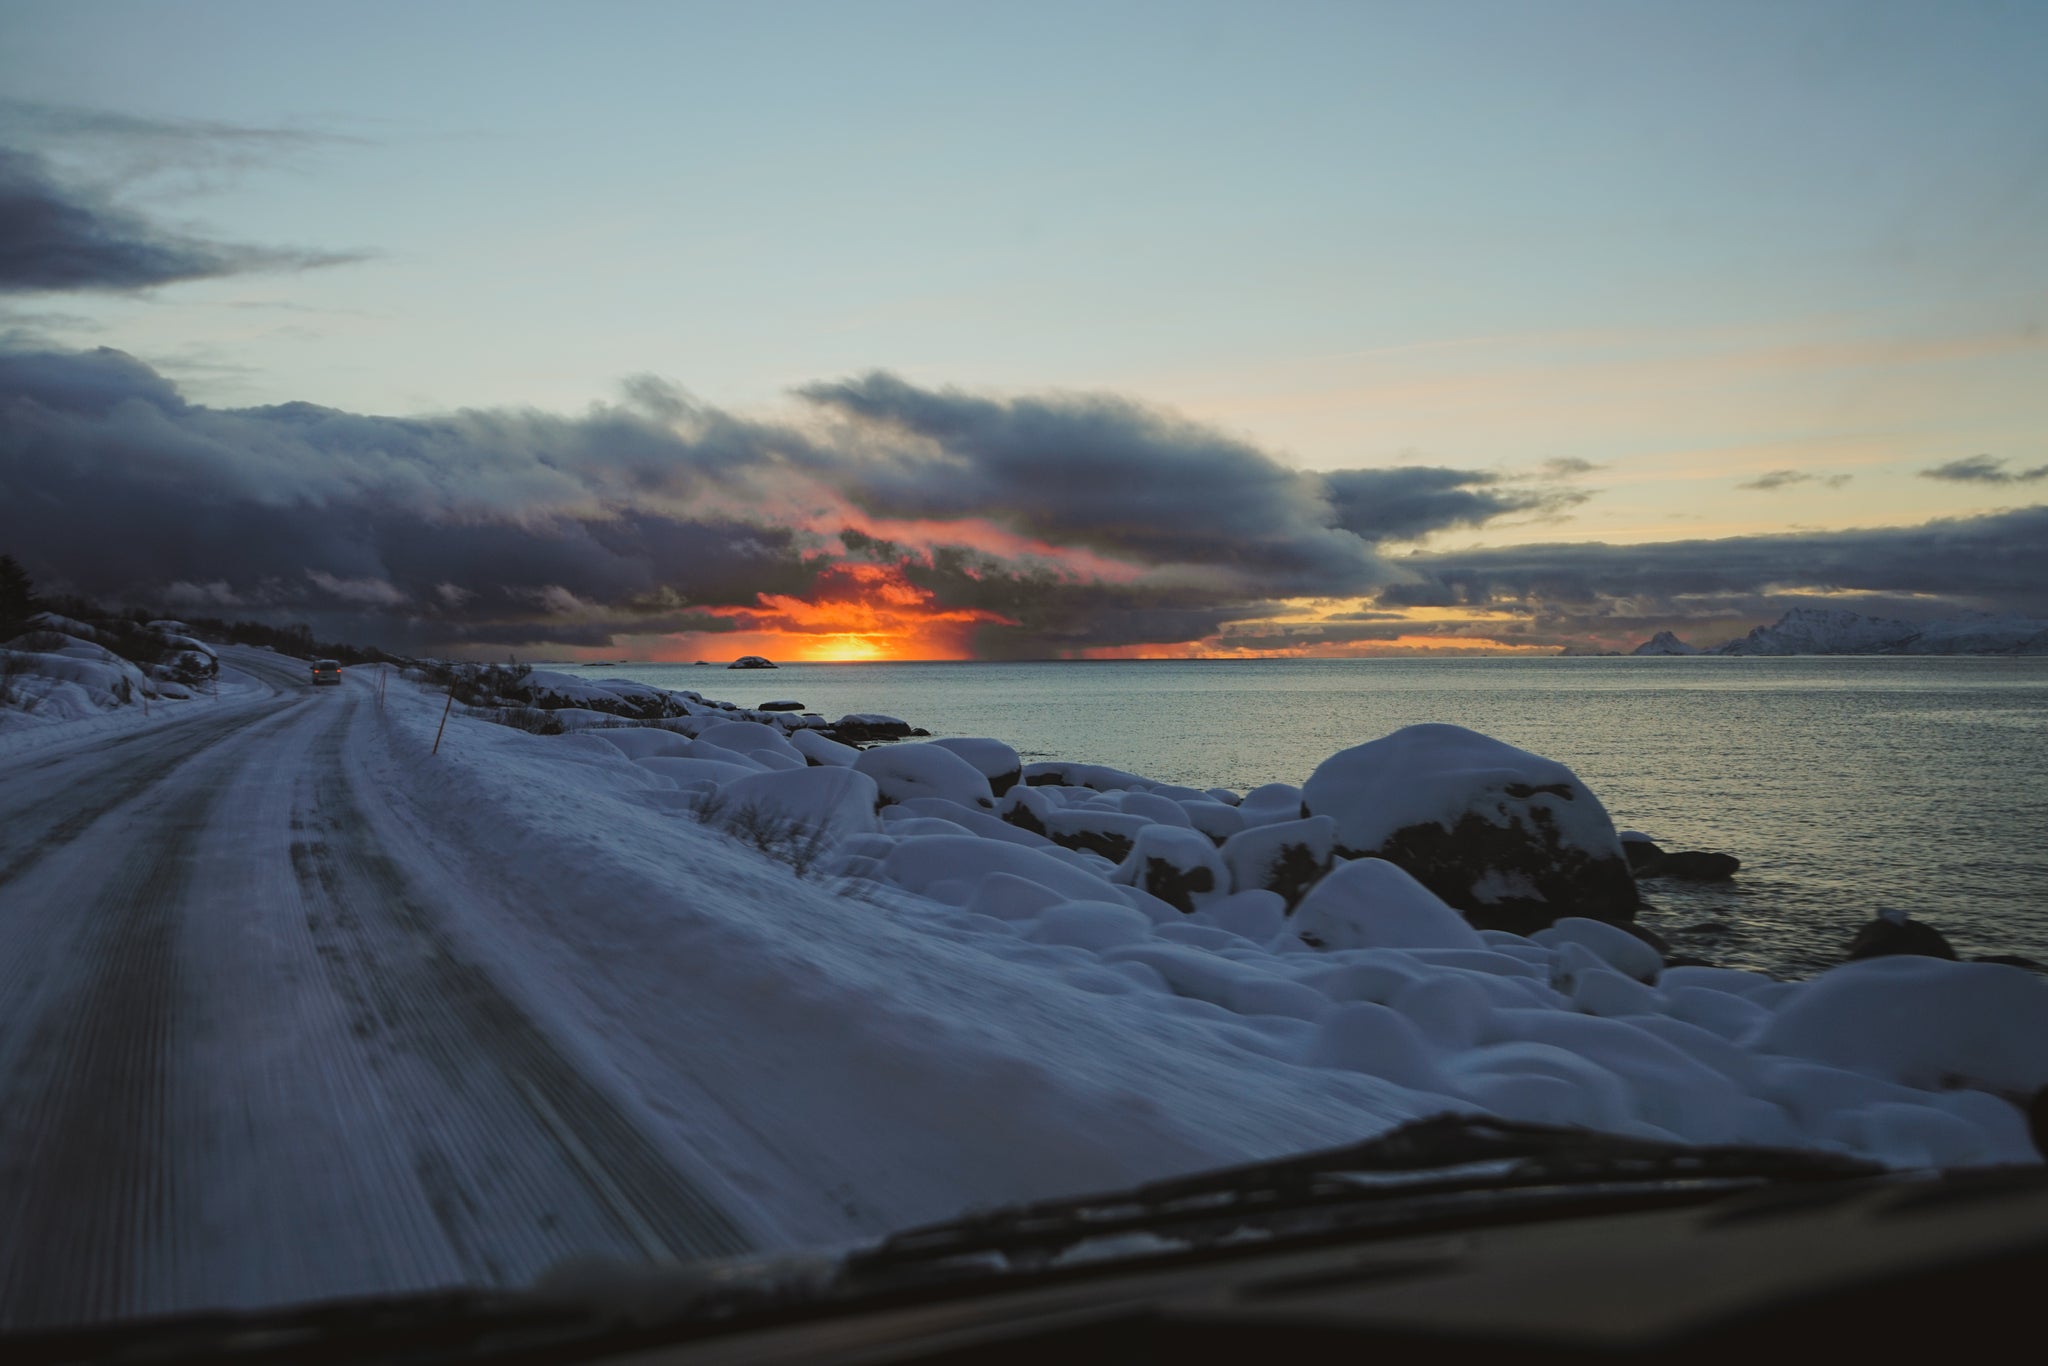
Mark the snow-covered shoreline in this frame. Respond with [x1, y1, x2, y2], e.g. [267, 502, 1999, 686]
[392, 662, 2045, 1189]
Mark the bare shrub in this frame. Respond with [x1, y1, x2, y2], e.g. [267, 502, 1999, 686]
[686, 787, 835, 879]
[0, 649, 27, 708]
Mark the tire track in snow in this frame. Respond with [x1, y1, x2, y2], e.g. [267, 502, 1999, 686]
[0, 701, 292, 893]
[289, 699, 751, 1280]
[0, 729, 228, 1327]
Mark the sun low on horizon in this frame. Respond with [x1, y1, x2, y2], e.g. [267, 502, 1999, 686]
[1, 2, 2044, 658]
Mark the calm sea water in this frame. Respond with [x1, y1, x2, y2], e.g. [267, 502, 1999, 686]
[550, 658, 2048, 977]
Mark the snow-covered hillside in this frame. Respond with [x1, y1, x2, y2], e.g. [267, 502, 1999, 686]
[0, 611, 222, 737]
[419, 664, 2046, 1176]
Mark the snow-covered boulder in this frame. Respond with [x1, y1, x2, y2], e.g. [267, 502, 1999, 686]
[693, 720, 808, 769]
[1301, 724, 1638, 933]
[1534, 917, 1664, 983]
[1285, 858, 1486, 953]
[1178, 800, 1247, 844]
[1755, 957, 2048, 1096]
[1109, 825, 1229, 914]
[715, 766, 882, 844]
[1020, 760, 1151, 793]
[591, 727, 698, 761]
[879, 834, 1123, 906]
[855, 742, 996, 809]
[1238, 782, 1306, 828]
[1219, 815, 1335, 907]
[635, 755, 765, 790]
[886, 797, 1051, 849]
[928, 737, 1023, 796]
[789, 729, 860, 767]
[1041, 807, 1153, 862]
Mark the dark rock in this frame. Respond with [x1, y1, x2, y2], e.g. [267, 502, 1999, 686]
[1637, 850, 1741, 881]
[1662, 954, 1720, 969]
[2031, 1089, 2048, 1161]
[756, 700, 805, 711]
[1621, 837, 1665, 871]
[1846, 915, 1957, 962]
[1367, 809, 1641, 932]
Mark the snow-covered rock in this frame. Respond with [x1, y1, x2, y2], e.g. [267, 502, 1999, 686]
[855, 742, 997, 810]
[1041, 807, 1154, 861]
[787, 728, 860, 767]
[1286, 859, 1488, 953]
[1238, 782, 1307, 828]
[590, 727, 698, 761]
[1755, 957, 2048, 1096]
[1218, 816, 1335, 906]
[1300, 724, 1637, 932]
[1109, 825, 1229, 914]
[693, 720, 808, 769]
[1177, 799, 1246, 844]
[1534, 917, 1664, 983]
[928, 737, 1023, 796]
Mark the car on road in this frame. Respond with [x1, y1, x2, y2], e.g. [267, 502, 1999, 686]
[310, 659, 342, 686]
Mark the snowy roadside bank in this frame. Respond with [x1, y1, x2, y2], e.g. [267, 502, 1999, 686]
[0, 613, 272, 762]
[364, 662, 2043, 1227]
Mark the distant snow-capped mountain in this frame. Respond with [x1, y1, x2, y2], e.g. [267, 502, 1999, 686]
[1629, 630, 1702, 656]
[1626, 608, 2048, 657]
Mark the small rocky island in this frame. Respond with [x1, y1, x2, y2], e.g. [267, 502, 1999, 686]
[727, 655, 778, 669]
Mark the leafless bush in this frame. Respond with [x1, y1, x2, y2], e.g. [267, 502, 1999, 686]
[475, 705, 566, 736]
[0, 649, 28, 708]
[686, 787, 836, 879]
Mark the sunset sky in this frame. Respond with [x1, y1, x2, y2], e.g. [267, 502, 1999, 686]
[3, 1, 2045, 660]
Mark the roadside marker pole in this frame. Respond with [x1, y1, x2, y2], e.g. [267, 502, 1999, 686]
[432, 681, 456, 755]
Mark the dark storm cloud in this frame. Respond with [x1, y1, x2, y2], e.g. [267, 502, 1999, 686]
[0, 345, 824, 651]
[1373, 507, 2048, 648]
[0, 146, 364, 293]
[1320, 466, 1587, 541]
[836, 528, 1274, 658]
[799, 372, 1384, 592]
[1919, 455, 2048, 484]
[33, 347, 1945, 658]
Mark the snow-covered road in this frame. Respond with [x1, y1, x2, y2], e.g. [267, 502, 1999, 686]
[0, 652, 748, 1329]
[12, 648, 2036, 1332]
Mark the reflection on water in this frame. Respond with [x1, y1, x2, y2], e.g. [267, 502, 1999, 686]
[556, 657, 2048, 977]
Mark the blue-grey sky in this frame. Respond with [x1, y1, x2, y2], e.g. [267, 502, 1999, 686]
[2, 1, 2045, 657]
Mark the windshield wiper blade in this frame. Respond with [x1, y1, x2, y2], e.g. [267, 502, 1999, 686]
[851, 1114, 1885, 1275]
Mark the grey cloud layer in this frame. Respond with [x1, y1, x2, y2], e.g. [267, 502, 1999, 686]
[0, 145, 363, 293]
[11, 344, 2034, 656]
[3, 347, 1572, 653]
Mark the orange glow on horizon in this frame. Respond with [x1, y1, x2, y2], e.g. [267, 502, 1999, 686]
[638, 560, 1017, 663]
